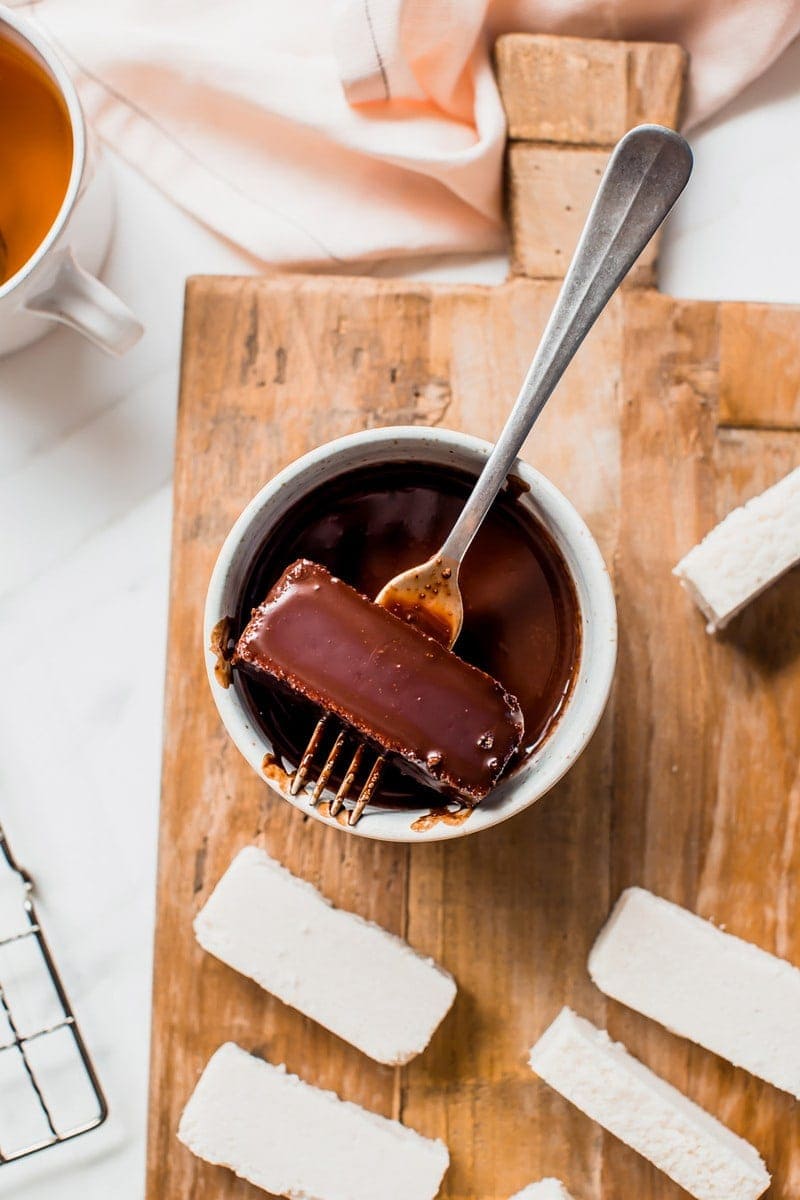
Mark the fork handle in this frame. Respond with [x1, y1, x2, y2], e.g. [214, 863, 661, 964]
[439, 124, 692, 566]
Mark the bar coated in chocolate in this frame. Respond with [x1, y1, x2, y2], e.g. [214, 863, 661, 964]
[233, 559, 524, 802]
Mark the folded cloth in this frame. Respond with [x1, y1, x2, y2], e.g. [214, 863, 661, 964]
[15, 0, 800, 266]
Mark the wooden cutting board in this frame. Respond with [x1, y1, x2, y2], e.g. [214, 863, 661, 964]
[147, 34, 800, 1200]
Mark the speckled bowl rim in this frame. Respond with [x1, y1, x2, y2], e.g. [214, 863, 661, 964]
[204, 427, 617, 843]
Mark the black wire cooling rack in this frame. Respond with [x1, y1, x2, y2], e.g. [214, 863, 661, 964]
[0, 824, 107, 1163]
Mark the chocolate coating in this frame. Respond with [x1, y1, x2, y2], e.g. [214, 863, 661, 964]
[234, 559, 524, 802]
[234, 462, 581, 808]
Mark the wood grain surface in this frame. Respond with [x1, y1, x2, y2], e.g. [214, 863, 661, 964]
[147, 34, 800, 1200]
[495, 33, 686, 145]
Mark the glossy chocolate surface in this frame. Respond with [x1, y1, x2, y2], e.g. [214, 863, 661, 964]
[234, 462, 581, 808]
[235, 560, 524, 801]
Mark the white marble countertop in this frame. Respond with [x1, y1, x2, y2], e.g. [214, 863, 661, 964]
[1, 36, 799, 1199]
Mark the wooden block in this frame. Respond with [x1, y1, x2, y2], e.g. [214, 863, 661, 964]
[495, 34, 687, 146]
[508, 144, 657, 283]
[719, 301, 800, 428]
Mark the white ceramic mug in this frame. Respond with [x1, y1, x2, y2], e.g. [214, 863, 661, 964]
[0, 6, 143, 356]
[205, 428, 617, 844]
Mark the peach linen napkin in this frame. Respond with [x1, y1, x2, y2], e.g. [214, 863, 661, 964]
[16, 0, 800, 265]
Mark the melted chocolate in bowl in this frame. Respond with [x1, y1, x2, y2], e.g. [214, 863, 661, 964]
[234, 462, 581, 808]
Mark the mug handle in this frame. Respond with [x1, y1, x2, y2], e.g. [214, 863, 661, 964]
[25, 249, 144, 355]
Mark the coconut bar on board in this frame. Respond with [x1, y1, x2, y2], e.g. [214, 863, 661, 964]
[673, 466, 800, 632]
[509, 1181, 575, 1200]
[589, 886, 800, 1099]
[178, 1042, 449, 1200]
[195, 846, 456, 1066]
[529, 1008, 769, 1200]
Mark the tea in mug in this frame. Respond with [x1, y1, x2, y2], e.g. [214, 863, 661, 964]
[0, 33, 72, 284]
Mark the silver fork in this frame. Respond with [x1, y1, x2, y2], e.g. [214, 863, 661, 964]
[291, 124, 693, 825]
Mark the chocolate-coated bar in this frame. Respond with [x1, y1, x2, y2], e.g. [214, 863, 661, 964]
[233, 559, 524, 802]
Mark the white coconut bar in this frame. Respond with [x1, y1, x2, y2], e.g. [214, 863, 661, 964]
[178, 1043, 449, 1200]
[529, 1008, 769, 1200]
[194, 846, 456, 1065]
[673, 465, 800, 631]
[509, 1180, 575, 1200]
[589, 886, 800, 1099]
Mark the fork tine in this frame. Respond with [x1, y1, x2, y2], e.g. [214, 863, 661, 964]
[330, 742, 365, 816]
[290, 715, 329, 795]
[348, 755, 385, 826]
[311, 730, 346, 804]
[293, 718, 387, 820]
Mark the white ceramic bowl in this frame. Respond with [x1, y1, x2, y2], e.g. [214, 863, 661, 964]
[204, 427, 617, 843]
